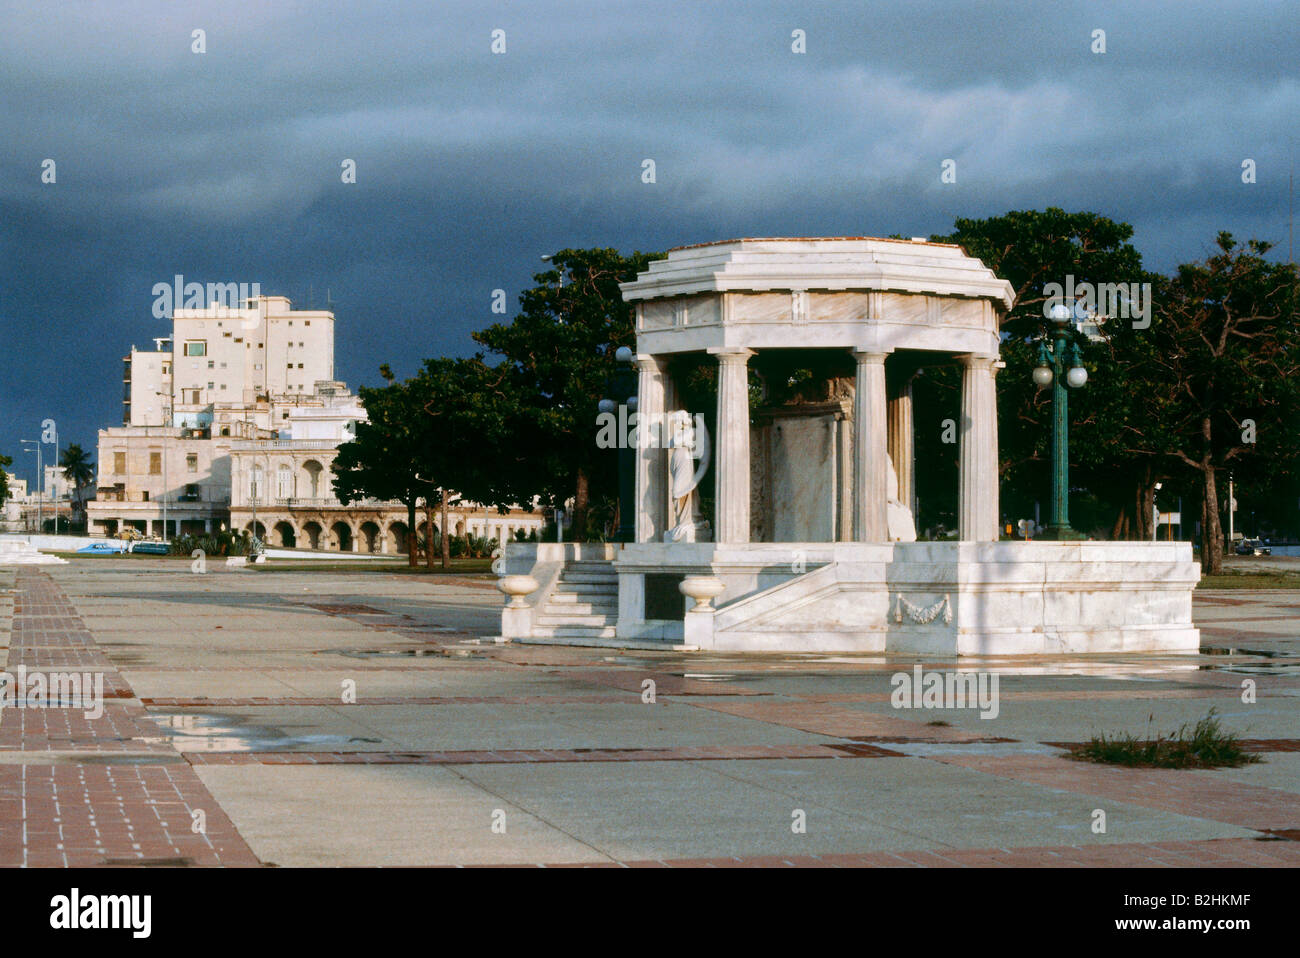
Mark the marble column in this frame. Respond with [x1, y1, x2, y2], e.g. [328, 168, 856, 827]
[959, 354, 1000, 541]
[853, 351, 889, 541]
[711, 347, 755, 543]
[634, 355, 669, 542]
[836, 415, 853, 541]
[887, 368, 917, 517]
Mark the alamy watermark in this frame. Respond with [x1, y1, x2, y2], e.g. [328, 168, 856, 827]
[151, 275, 262, 318]
[1043, 275, 1151, 330]
[595, 407, 707, 455]
[0, 667, 105, 720]
[890, 665, 999, 720]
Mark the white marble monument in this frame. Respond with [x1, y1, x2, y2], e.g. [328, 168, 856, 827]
[499, 238, 1200, 655]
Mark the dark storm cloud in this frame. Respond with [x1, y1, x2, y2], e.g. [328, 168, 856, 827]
[1, 0, 1295, 480]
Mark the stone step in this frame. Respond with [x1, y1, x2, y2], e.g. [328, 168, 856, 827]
[546, 591, 617, 604]
[558, 572, 619, 584]
[544, 601, 617, 616]
[531, 625, 619, 639]
[535, 613, 615, 627]
[554, 583, 618, 595]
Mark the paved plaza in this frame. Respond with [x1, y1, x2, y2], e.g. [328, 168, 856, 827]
[1, 557, 1298, 867]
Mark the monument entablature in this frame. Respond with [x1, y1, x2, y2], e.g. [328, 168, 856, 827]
[624, 237, 1012, 359]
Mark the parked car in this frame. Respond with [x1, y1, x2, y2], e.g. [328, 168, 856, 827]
[1235, 539, 1272, 556]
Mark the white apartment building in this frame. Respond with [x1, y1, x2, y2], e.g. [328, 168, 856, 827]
[90, 293, 542, 549]
[92, 295, 335, 538]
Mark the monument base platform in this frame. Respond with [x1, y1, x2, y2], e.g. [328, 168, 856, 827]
[500, 541, 1200, 656]
[0, 540, 69, 565]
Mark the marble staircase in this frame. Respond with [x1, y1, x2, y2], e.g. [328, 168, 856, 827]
[530, 559, 618, 640]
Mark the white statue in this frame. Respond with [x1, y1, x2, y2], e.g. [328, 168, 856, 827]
[664, 410, 712, 542]
[886, 453, 917, 542]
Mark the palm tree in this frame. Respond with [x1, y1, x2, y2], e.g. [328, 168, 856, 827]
[0, 453, 12, 511]
[60, 444, 95, 525]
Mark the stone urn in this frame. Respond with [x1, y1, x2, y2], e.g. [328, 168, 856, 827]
[679, 576, 725, 612]
[496, 574, 539, 609]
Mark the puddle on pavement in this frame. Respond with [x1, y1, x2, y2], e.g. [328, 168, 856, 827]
[317, 645, 488, 659]
[1202, 646, 1284, 658]
[1199, 645, 1299, 674]
[142, 711, 384, 752]
[333, 648, 439, 659]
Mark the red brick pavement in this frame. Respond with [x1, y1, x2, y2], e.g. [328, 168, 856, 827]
[0, 764, 258, 867]
[1, 570, 260, 866]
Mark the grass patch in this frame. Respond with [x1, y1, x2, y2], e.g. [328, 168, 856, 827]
[251, 558, 493, 575]
[1198, 573, 1300, 589]
[1069, 709, 1260, 769]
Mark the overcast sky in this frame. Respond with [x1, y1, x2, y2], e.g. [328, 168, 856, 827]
[1, 0, 1295, 484]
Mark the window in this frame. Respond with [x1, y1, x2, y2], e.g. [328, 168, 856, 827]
[287, 363, 293, 369]
[162, 364, 170, 374]
[220, 383, 227, 390]
[184, 341, 206, 357]
[207, 382, 214, 389]
[207, 360, 214, 368]
[298, 342, 304, 347]
[297, 363, 304, 369]
[249, 465, 263, 501]
[113, 451, 126, 474]
[254, 363, 263, 370]
[304, 320, 310, 326]
[186, 454, 198, 473]
[149, 452, 161, 475]
[276, 465, 292, 499]
[223, 332, 232, 338]
[141, 490, 149, 501]
[183, 388, 200, 404]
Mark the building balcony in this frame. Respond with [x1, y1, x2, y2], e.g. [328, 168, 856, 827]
[88, 499, 227, 514]
[233, 496, 401, 510]
[231, 438, 341, 451]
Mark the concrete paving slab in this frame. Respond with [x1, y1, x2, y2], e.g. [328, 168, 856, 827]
[194, 764, 610, 866]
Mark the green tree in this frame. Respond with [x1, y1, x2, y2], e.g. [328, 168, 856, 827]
[1130, 235, 1300, 573]
[410, 355, 519, 568]
[472, 247, 664, 540]
[332, 367, 432, 567]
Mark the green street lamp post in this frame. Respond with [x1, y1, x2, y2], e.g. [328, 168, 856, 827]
[600, 345, 637, 542]
[1033, 304, 1089, 540]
